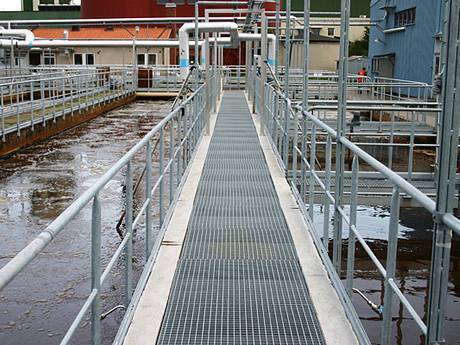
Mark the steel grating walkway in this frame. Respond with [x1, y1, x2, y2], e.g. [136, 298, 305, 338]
[156, 91, 326, 345]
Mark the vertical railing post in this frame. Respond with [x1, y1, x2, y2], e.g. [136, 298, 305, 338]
[260, 12, 268, 136]
[1, 87, 4, 142]
[41, 80, 45, 126]
[346, 155, 359, 296]
[308, 123, 316, 219]
[169, 118, 175, 203]
[427, 0, 459, 342]
[125, 161, 133, 304]
[283, 0, 291, 175]
[388, 111, 395, 169]
[90, 194, 102, 345]
[408, 110, 415, 182]
[70, 76, 74, 116]
[159, 127, 165, 226]
[177, 108, 184, 185]
[145, 139, 153, 259]
[15, 83, 20, 136]
[323, 135, 332, 251]
[30, 81, 34, 130]
[300, 112, 307, 201]
[62, 78, 66, 119]
[381, 186, 400, 345]
[291, 106, 299, 187]
[333, 0, 351, 274]
[283, 98, 290, 174]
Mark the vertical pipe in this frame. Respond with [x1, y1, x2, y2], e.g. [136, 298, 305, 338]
[346, 155, 359, 296]
[90, 194, 101, 345]
[427, 0, 460, 342]
[381, 186, 401, 345]
[333, 0, 351, 274]
[323, 135, 332, 251]
[145, 139, 153, 259]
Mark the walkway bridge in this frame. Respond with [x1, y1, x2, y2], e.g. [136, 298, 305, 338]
[0, 3, 459, 345]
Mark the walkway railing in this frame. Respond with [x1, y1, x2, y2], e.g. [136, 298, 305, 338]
[1, 67, 135, 140]
[254, 79, 460, 344]
[0, 71, 220, 345]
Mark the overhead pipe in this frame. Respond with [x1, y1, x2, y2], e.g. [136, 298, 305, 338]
[3, 39, 206, 48]
[178, 22, 239, 78]
[0, 28, 35, 48]
[239, 33, 277, 67]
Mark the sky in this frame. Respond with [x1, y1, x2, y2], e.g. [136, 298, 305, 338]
[0, 0, 80, 11]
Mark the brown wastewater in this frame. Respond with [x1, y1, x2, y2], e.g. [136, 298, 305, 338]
[0, 101, 459, 345]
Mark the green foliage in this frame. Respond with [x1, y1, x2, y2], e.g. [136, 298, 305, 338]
[349, 27, 369, 57]
[288, 0, 370, 17]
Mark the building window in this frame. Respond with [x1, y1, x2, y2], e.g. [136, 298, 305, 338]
[147, 54, 157, 65]
[371, 58, 379, 73]
[137, 54, 146, 65]
[43, 52, 56, 65]
[327, 28, 335, 36]
[86, 54, 95, 65]
[395, 7, 416, 27]
[74, 53, 95, 65]
[137, 53, 158, 65]
[74, 53, 83, 65]
[311, 28, 321, 35]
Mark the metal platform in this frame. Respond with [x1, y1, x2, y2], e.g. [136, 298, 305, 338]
[155, 91, 326, 345]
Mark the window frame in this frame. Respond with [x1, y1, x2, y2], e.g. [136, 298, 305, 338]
[43, 51, 56, 65]
[394, 7, 416, 28]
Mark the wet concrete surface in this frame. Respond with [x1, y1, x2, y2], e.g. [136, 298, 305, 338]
[0, 100, 172, 345]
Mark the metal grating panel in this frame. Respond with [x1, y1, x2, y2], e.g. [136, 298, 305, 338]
[156, 92, 326, 345]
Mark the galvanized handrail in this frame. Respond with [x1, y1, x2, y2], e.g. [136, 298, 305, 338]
[0, 73, 220, 345]
[258, 81, 460, 343]
[1, 67, 134, 141]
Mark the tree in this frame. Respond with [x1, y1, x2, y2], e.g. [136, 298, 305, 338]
[349, 27, 369, 57]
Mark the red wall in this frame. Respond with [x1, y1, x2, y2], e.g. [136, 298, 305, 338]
[81, 0, 277, 19]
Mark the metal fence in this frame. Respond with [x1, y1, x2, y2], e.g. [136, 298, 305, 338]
[0, 67, 135, 140]
[251, 76, 460, 344]
[0, 69, 221, 345]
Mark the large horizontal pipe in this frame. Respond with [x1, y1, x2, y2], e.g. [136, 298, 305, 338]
[179, 22, 239, 78]
[0, 16, 294, 27]
[0, 28, 34, 48]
